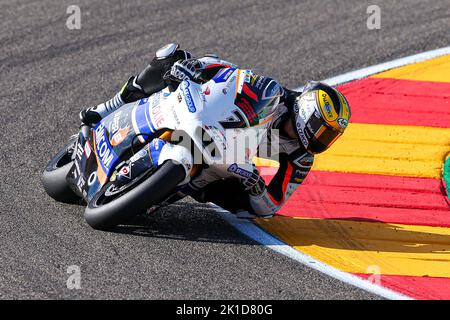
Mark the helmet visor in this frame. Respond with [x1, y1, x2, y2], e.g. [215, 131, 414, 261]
[306, 124, 342, 154]
[294, 100, 343, 154]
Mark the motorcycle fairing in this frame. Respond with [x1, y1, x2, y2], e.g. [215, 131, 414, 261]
[67, 68, 279, 203]
[68, 97, 159, 202]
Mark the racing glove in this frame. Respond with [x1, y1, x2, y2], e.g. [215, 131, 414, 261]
[242, 167, 266, 197]
[169, 59, 203, 82]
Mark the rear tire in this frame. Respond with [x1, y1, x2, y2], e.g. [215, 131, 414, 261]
[84, 160, 186, 230]
[42, 136, 80, 203]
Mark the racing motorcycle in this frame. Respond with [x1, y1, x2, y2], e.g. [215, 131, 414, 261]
[42, 68, 281, 230]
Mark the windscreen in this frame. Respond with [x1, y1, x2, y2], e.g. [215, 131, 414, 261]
[234, 74, 283, 126]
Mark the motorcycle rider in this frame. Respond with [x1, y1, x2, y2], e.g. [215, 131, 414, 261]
[80, 43, 351, 218]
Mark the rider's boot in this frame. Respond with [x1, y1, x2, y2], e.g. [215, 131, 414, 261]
[80, 43, 192, 126]
[80, 76, 146, 126]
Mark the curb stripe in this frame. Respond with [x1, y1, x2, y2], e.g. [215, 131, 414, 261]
[268, 171, 450, 228]
[312, 123, 450, 179]
[337, 77, 450, 128]
[371, 54, 450, 83]
[355, 274, 450, 300]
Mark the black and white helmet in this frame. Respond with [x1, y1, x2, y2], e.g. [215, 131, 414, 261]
[291, 81, 351, 154]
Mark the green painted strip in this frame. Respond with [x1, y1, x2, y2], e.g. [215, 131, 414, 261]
[444, 156, 450, 200]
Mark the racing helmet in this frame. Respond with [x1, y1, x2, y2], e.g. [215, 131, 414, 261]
[291, 81, 351, 154]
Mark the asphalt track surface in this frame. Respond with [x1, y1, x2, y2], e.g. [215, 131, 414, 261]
[1, 0, 449, 299]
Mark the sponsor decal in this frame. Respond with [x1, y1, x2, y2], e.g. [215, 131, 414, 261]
[110, 111, 122, 134]
[95, 123, 118, 172]
[298, 130, 309, 148]
[118, 165, 131, 179]
[299, 155, 313, 167]
[203, 86, 211, 95]
[296, 95, 315, 126]
[181, 82, 196, 113]
[130, 148, 147, 162]
[138, 97, 149, 106]
[71, 140, 84, 189]
[269, 83, 280, 97]
[227, 163, 253, 178]
[224, 70, 233, 81]
[337, 117, 349, 128]
[292, 153, 314, 169]
[212, 67, 235, 83]
[295, 117, 304, 130]
[261, 80, 281, 101]
[244, 70, 252, 82]
[317, 90, 338, 122]
[110, 126, 130, 147]
[139, 97, 149, 104]
[215, 68, 228, 78]
[76, 175, 85, 190]
[152, 91, 161, 105]
[222, 75, 236, 94]
[299, 105, 309, 122]
[255, 76, 266, 89]
[84, 141, 92, 158]
[151, 97, 165, 128]
[172, 108, 181, 125]
[244, 70, 252, 83]
[75, 142, 83, 160]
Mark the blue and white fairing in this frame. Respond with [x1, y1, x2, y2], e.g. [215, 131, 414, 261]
[68, 68, 279, 201]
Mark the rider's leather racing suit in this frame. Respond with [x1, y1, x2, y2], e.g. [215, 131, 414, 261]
[86, 45, 314, 218]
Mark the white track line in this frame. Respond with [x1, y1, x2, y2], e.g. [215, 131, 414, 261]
[310, 45, 450, 88]
[215, 46, 450, 300]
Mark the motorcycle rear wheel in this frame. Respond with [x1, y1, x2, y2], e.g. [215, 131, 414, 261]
[84, 160, 185, 230]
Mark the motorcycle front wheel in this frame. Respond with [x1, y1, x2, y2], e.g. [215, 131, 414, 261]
[41, 135, 81, 203]
[84, 160, 186, 230]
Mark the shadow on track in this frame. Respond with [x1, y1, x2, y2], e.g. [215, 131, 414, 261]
[110, 201, 256, 245]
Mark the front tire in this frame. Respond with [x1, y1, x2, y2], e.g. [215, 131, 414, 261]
[84, 160, 186, 230]
[41, 136, 80, 203]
